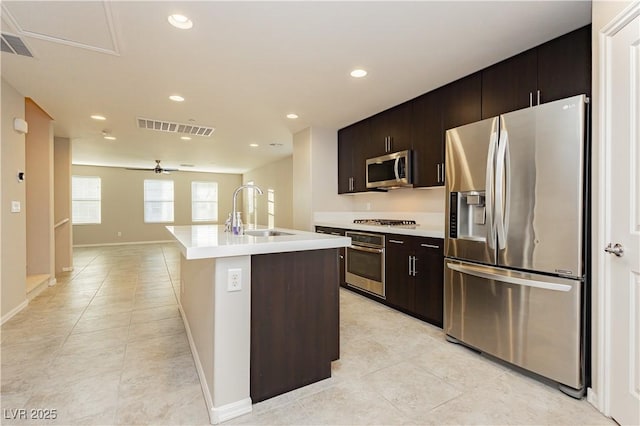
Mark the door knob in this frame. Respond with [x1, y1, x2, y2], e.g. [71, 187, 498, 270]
[604, 243, 624, 257]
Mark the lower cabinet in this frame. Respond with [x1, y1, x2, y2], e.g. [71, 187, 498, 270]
[386, 234, 444, 327]
[315, 226, 346, 287]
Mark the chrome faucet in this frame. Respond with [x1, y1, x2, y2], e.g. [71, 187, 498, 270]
[230, 184, 263, 234]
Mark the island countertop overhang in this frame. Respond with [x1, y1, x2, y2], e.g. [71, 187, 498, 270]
[166, 225, 351, 260]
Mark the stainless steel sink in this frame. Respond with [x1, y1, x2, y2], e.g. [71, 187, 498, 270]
[244, 229, 293, 237]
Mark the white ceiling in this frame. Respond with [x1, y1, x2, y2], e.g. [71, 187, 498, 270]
[1, 1, 591, 174]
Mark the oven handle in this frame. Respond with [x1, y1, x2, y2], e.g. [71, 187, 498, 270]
[348, 245, 384, 254]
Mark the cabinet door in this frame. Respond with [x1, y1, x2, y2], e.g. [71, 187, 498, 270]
[481, 49, 537, 118]
[412, 89, 444, 187]
[316, 227, 347, 287]
[385, 235, 414, 311]
[369, 102, 413, 156]
[442, 72, 482, 131]
[537, 25, 591, 103]
[413, 237, 444, 327]
[337, 120, 369, 193]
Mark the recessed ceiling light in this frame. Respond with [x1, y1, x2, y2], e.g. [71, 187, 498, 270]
[169, 95, 185, 102]
[91, 114, 106, 120]
[103, 135, 116, 141]
[180, 136, 192, 141]
[350, 69, 368, 78]
[168, 14, 193, 30]
[286, 113, 298, 119]
[249, 143, 259, 147]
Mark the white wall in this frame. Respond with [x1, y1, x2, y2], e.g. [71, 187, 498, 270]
[292, 128, 313, 230]
[242, 156, 293, 228]
[589, 0, 633, 412]
[72, 165, 242, 245]
[1, 79, 27, 322]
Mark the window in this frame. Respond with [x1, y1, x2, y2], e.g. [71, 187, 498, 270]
[72, 176, 101, 224]
[144, 180, 174, 223]
[192, 181, 218, 222]
[267, 188, 275, 228]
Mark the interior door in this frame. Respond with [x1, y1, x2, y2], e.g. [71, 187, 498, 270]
[604, 7, 640, 425]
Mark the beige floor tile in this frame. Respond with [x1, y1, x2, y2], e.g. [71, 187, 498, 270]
[127, 316, 184, 343]
[0, 243, 612, 426]
[130, 304, 180, 324]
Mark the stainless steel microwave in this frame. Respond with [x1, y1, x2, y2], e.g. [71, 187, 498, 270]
[366, 150, 412, 189]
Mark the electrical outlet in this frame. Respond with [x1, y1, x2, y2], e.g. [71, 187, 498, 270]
[117, 231, 122, 237]
[227, 268, 242, 292]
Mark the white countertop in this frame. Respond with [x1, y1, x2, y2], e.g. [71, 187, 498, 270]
[166, 225, 351, 260]
[314, 221, 445, 239]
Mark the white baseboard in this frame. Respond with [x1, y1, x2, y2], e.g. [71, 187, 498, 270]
[62, 266, 74, 272]
[1, 299, 28, 325]
[211, 398, 253, 424]
[73, 240, 174, 248]
[178, 303, 252, 424]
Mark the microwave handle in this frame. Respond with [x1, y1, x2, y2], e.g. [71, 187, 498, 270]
[394, 157, 400, 180]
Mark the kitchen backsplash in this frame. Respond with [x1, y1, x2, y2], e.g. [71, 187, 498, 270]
[337, 186, 445, 214]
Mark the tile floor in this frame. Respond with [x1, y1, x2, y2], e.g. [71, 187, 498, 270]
[1, 243, 612, 425]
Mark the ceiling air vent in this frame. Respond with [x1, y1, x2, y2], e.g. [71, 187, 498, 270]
[137, 117, 214, 137]
[1, 33, 33, 57]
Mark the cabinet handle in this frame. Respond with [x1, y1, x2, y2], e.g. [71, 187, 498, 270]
[408, 256, 413, 276]
[388, 136, 393, 152]
[412, 256, 417, 277]
[441, 162, 445, 182]
[437, 163, 441, 182]
[420, 243, 440, 249]
[529, 92, 533, 107]
[388, 239, 404, 244]
[537, 90, 541, 105]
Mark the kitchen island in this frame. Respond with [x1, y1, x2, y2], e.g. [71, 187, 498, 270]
[166, 225, 350, 425]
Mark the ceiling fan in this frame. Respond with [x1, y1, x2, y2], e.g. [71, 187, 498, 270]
[126, 160, 178, 174]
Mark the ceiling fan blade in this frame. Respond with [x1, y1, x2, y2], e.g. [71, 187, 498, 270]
[125, 167, 154, 171]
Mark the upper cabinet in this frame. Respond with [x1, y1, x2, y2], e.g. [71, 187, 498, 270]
[442, 72, 482, 131]
[338, 120, 369, 194]
[482, 25, 591, 119]
[368, 102, 413, 157]
[537, 25, 591, 103]
[481, 49, 538, 118]
[412, 88, 444, 187]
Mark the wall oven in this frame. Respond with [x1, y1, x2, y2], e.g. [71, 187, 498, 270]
[345, 231, 385, 298]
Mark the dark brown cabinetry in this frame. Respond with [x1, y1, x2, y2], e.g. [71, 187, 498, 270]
[442, 72, 482, 131]
[369, 102, 413, 156]
[482, 49, 538, 118]
[385, 234, 444, 327]
[338, 120, 369, 193]
[412, 89, 444, 187]
[315, 226, 346, 287]
[482, 25, 591, 119]
[251, 249, 339, 403]
[537, 25, 591, 103]
[337, 25, 590, 192]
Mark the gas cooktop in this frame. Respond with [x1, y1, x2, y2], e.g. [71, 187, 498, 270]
[353, 219, 417, 227]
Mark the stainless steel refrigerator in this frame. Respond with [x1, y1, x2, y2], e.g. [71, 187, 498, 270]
[444, 94, 588, 397]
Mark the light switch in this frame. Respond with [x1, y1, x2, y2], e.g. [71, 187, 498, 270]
[11, 201, 21, 213]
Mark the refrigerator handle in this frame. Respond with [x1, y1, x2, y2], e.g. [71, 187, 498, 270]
[495, 130, 508, 250]
[486, 131, 498, 249]
[503, 133, 511, 239]
[446, 262, 572, 292]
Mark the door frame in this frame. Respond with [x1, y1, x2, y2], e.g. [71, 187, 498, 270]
[591, 0, 640, 416]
